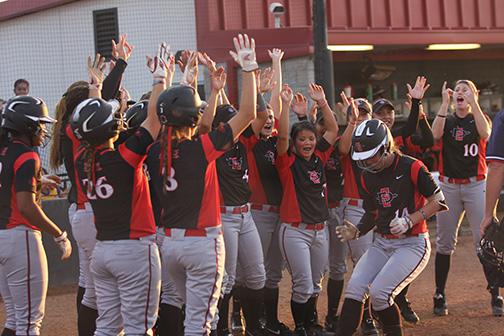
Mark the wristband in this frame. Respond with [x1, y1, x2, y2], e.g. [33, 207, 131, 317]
[437, 115, 447, 118]
[419, 208, 427, 220]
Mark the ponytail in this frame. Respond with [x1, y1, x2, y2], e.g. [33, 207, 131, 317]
[49, 81, 89, 170]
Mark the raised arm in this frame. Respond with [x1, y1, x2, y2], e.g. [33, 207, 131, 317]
[338, 98, 358, 155]
[227, 34, 257, 141]
[308, 83, 338, 145]
[142, 43, 172, 140]
[102, 34, 133, 100]
[199, 67, 226, 135]
[268, 48, 284, 119]
[250, 68, 275, 136]
[466, 85, 491, 140]
[181, 51, 199, 90]
[277, 84, 293, 155]
[402, 76, 430, 138]
[432, 81, 452, 141]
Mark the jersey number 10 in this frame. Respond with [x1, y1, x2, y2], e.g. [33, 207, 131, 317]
[463, 143, 478, 157]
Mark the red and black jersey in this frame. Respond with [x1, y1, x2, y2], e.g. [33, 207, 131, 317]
[216, 126, 255, 206]
[147, 124, 233, 229]
[439, 113, 487, 179]
[0, 140, 42, 230]
[394, 135, 422, 159]
[277, 138, 334, 224]
[75, 127, 155, 241]
[62, 124, 87, 205]
[358, 155, 440, 236]
[325, 146, 343, 205]
[247, 134, 283, 206]
[340, 153, 363, 200]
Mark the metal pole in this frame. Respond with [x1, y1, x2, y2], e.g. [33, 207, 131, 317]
[312, 0, 335, 108]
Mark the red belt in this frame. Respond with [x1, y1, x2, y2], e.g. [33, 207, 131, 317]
[380, 233, 421, 239]
[328, 201, 341, 209]
[288, 222, 325, 231]
[220, 204, 249, 214]
[250, 203, 279, 213]
[164, 228, 220, 237]
[347, 199, 362, 207]
[439, 175, 485, 184]
[76, 203, 86, 210]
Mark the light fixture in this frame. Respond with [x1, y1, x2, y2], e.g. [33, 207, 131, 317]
[426, 43, 481, 50]
[328, 45, 374, 52]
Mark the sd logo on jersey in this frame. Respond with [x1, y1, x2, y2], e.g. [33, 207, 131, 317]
[451, 126, 471, 141]
[307, 170, 321, 184]
[377, 187, 398, 208]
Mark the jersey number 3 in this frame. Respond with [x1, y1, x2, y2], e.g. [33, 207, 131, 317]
[82, 177, 114, 200]
[463, 143, 478, 157]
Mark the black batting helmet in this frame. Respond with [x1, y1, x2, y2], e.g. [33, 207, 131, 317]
[213, 104, 238, 129]
[157, 85, 203, 127]
[351, 119, 392, 172]
[1, 96, 55, 138]
[70, 98, 121, 146]
[125, 100, 148, 132]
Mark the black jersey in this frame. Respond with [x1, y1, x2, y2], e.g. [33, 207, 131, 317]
[439, 113, 487, 179]
[0, 140, 41, 230]
[148, 124, 234, 229]
[216, 126, 255, 206]
[325, 145, 343, 205]
[248, 134, 283, 206]
[75, 127, 155, 241]
[358, 155, 442, 236]
[277, 138, 333, 224]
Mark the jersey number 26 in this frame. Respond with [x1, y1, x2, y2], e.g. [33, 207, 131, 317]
[82, 177, 114, 200]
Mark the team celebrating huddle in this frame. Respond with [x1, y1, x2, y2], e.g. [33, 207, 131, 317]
[0, 31, 502, 336]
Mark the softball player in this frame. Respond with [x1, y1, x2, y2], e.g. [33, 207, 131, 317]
[198, 41, 266, 336]
[336, 119, 447, 336]
[48, 47, 129, 335]
[276, 83, 338, 335]
[430, 80, 496, 316]
[371, 76, 432, 324]
[71, 44, 169, 335]
[245, 50, 291, 336]
[0, 96, 72, 335]
[149, 35, 257, 336]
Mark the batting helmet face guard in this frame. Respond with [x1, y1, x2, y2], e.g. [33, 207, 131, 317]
[157, 85, 203, 128]
[1, 96, 55, 146]
[351, 119, 392, 173]
[478, 218, 504, 287]
[124, 100, 148, 134]
[71, 98, 121, 146]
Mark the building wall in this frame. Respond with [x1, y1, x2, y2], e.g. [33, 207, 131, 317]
[0, 0, 198, 112]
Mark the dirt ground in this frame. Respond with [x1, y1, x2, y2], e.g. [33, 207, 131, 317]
[1, 232, 503, 335]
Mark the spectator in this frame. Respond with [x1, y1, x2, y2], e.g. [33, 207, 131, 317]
[14, 78, 30, 96]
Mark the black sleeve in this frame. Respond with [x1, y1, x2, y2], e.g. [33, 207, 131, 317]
[410, 118, 434, 149]
[416, 162, 439, 198]
[316, 137, 331, 152]
[356, 193, 378, 236]
[257, 93, 267, 113]
[400, 98, 421, 138]
[123, 127, 154, 156]
[15, 160, 38, 193]
[209, 123, 234, 151]
[102, 59, 127, 101]
[241, 124, 255, 139]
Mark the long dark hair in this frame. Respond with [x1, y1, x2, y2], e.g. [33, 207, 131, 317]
[49, 81, 89, 170]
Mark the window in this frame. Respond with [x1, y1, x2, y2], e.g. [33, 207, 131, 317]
[93, 8, 119, 59]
